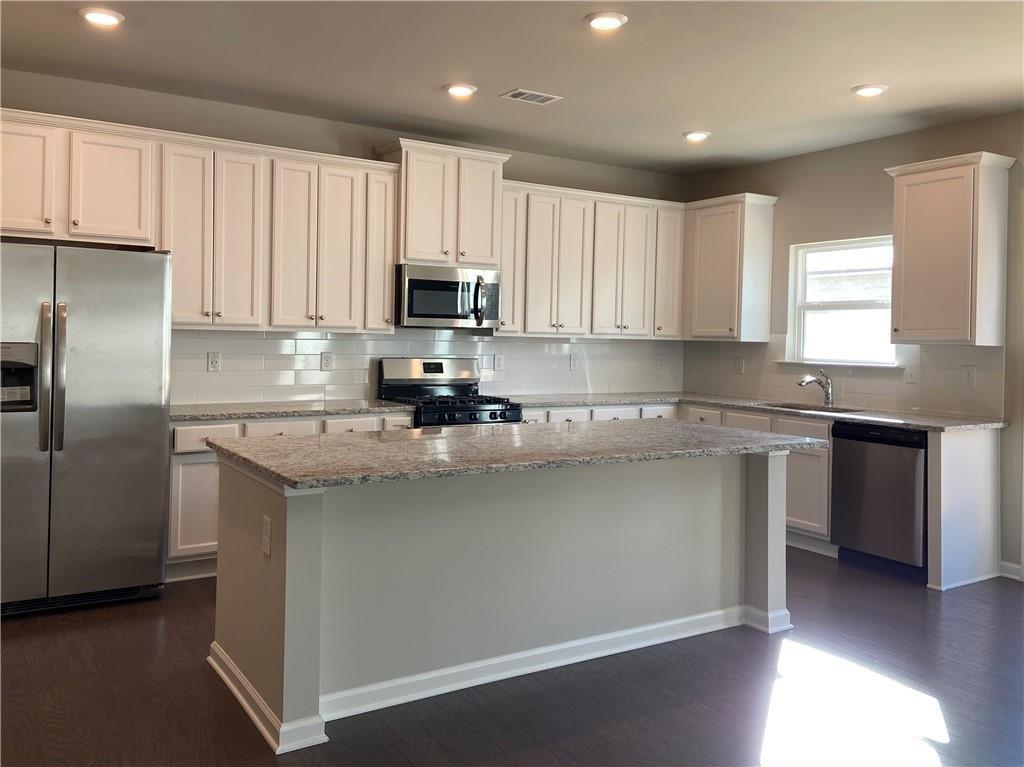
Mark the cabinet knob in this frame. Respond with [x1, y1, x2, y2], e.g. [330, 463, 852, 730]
[72, 219, 79, 226]
[657, 326, 663, 331]
[443, 250, 450, 256]
[623, 325, 629, 330]
[347, 428, 356, 432]
[656, 415, 664, 418]
[565, 418, 573, 422]
[203, 310, 212, 317]
[384, 318, 392, 325]
[612, 417, 620, 421]
[728, 327, 735, 332]
[459, 251, 467, 257]
[559, 323, 565, 328]
[215, 311, 223, 317]
[500, 320, 507, 326]
[319, 315, 326, 321]
[44, 217, 53, 224]
[308, 314, 316, 320]
[893, 328, 900, 333]
[552, 323, 559, 328]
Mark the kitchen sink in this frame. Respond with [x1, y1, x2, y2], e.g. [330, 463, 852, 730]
[759, 402, 863, 413]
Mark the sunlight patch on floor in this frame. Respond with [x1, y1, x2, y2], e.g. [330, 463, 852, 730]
[760, 639, 949, 767]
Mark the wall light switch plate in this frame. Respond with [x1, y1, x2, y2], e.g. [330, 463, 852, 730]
[734, 357, 745, 375]
[904, 366, 920, 385]
[962, 365, 977, 388]
[320, 352, 334, 371]
[206, 352, 221, 373]
[479, 354, 495, 370]
[261, 515, 272, 557]
[569, 353, 581, 371]
[493, 354, 505, 371]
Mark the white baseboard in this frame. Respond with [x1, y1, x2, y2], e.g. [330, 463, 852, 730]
[320, 606, 747, 722]
[208, 641, 327, 754]
[786, 531, 838, 559]
[926, 572, 1001, 592]
[165, 556, 217, 583]
[744, 606, 793, 634]
[999, 560, 1023, 581]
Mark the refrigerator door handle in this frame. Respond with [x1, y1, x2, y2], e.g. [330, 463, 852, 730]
[38, 302, 53, 451]
[53, 302, 68, 452]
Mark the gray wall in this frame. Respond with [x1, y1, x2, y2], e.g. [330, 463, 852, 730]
[684, 111, 1024, 567]
[0, 69, 690, 201]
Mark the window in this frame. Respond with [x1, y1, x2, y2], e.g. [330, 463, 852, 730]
[790, 236, 896, 365]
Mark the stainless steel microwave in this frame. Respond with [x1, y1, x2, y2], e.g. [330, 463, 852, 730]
[396, 264, 501, 329]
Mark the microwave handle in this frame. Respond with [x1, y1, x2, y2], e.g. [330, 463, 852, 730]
[473, 275, 487, 327]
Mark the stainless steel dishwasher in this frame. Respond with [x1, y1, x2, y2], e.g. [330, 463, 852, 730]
[830, 422, 927, 569]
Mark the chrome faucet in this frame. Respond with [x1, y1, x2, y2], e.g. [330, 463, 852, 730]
[798, 369, 833, 407]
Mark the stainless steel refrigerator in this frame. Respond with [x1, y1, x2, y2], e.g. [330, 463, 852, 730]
[1, 242, 171, 611]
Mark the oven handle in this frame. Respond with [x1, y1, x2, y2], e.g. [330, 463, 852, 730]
[472, 275, 487, 327]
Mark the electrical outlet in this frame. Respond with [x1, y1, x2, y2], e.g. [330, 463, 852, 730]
[904, 366, 920, 385]
[493, 354, 505, 371]
[656, 354, 665, 370]
[569, 353, 581, 371]
[320, 352, 334, 372]
[962, 365, 977, 388]
[206, 352, 221, 373]
[479, 354, 494, 370]
[734, 357, 745, 375]
[261, 515, 272, 557]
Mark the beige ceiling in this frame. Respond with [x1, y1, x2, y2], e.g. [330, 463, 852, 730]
[2, 2, 1021, 172]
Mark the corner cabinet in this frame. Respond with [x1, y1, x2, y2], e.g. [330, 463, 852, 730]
[683, 193, 776, 342]
[886, 152, 1014, 346]
[591, 201, 656, 337]
[377, 138, 509, 267]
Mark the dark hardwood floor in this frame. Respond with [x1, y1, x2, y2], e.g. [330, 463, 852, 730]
[2, 549, 1021, 767]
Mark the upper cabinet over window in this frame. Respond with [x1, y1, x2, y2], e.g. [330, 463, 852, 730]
[886, 152, 1015, 347]
[683, 193, 776, 342]
[377, 138, 509, 268]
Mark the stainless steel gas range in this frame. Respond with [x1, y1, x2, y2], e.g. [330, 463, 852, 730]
[378, 357, 522, 427]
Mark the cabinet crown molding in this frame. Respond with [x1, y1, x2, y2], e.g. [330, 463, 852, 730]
[504, 179, 686, 208]
[684, 192, 778, 210]
[885, 151, 1016, 177]
[374, 137, 510, 164]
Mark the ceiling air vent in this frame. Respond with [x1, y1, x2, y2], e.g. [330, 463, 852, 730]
[500, 88, 563, 106]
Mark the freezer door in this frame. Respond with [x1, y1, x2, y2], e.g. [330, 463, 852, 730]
[1, 243, 54, 603]
[830, 436, 926, 566]
[48, 247, 171, 597]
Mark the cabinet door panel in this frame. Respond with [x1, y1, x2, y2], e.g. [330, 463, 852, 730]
[892, 166, 975, 342]
[324, 416, 380, 433]
[70, 131, 153, 241]
[456, 157, 501, 266]
[365, 171, 397, 333]
[1, 123, 57, 234]
[271, 159, 318, 327]
[592, 406, 641, 421]
[723, 411, 773, 432]
[653, 207, 684, 338]
[592, 201, 624, 335]
[548, 407, 590, 423]
[318, 166, 366, 330]
[690, 203, 741, 338]
[168, 458, 219, 559]
[405, 150, 455, 262]
[686, 406, 722, 426]
[785, 448, 830, 537]
[619, 204, 655, 337]
[498, 189, 526, 334]
[214, 151, 265, 326]
[525, 194, 560, 334]
[162, 144, 214, 325]
[556, 196, 594, 335]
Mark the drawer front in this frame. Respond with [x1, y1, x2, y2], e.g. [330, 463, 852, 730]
[173, 423, 241, 453]
[521, 409, 548, 424]
[641, 405, 678, 420]
[382, 414, 414, 431]
[324, 416, 380, 434]
[773, 416, 831, 441]
[244, 420, 318, 437]
[592, 406, 642, 421]
[723, 411, 773, 433]
[548, 407, 590, 423]
[685, 406, 722, 426]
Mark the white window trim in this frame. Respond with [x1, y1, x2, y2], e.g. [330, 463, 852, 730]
[788, 235, 897, 366]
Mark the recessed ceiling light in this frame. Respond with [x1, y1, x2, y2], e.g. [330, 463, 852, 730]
[684, 131, 711, 144]
[79, 7, 124, 26]
[585, 12, 629, 30]
[852, 83, 889, 98]
[445, 83, 478, 99]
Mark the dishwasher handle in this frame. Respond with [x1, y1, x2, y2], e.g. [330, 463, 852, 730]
[831, 421, 927, 449]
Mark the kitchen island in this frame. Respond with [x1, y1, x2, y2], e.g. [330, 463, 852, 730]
[205, 420, 825, 754]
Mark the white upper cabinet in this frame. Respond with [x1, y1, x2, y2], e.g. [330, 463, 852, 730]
[161, 143, 214, 325]
[1, 123, 57, 235]
[70, 131, 154, 243]
[525, 193, 561, 334]
[592, 201, 655, 337]
[887, 152, 1014, 346]
[365, 170, 398, 333]
[684, 193, 776, 342]
[317, 165, 366, 330]
[214, 151, 266, 326]
[378, 139, 509, 266]
[653, 206, 685, 338]
[271, 159, 319, 327]
[497, 188, 527, 334]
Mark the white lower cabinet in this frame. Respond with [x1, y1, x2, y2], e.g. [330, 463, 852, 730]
[382, 414, 415, 431]
[548, 407, 590, 423]
[723, 411, 773, 432]
[324, 416, 379, 433]
[641, 405, 678, 420]
[684, 406, 722, 426]
[772, 416, 831, 538]
[520, 409, 548, 424]
[168, 454, 220, 560]
[592, 406, 641, 421]
[244, 419, 318, 437]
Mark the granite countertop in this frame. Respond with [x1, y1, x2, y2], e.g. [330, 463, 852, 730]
[171, 391, 1006, 432]
[206, 420, 827, 490]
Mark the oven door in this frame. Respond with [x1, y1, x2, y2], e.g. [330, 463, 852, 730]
[397, 264, 501, 329]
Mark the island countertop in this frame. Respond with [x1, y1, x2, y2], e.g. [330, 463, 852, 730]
[206, 419, 827, 490]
